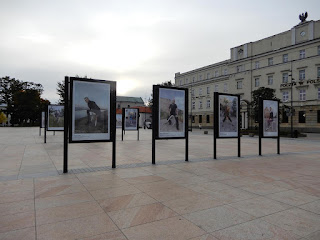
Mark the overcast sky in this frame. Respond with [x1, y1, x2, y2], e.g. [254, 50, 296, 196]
[1, 0, 320, 104]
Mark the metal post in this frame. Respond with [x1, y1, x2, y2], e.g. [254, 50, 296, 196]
[63, 76, 69, 173]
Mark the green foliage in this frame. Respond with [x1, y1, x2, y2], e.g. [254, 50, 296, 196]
[0, 112, 7, 124]
[251, 87, 278, 121]
[0, 76, 49, 126]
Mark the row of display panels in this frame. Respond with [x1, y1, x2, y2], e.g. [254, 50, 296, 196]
[40, 78, 279, 141]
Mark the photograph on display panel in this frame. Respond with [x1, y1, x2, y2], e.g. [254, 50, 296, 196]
[263, 100, 278, 137]
[71, 79, 110, 141]
[116, 114, 122, 128]
[47, 105, 64, 131]
[159, 88, 185, 138]
[218, 94, 238, 137]
[41, 111, 46, 128]
[125, 109, 138, 130]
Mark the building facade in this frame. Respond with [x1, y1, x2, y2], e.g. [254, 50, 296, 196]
[175, 19, 320, 132]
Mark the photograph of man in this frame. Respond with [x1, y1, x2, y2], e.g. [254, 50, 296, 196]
[72, 80, 110, 139]
[47, 105, 64, 130]
[219, 95, 238, 137]
[125, 109, 138, 130]
[84, 97, 101, 127]
[159, 88, 185, 138]
[263, 100, 278, 136]
[167, 99, 179, 130]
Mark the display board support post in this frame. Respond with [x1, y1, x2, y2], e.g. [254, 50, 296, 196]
[238, 136, 241, 157]
[213, 92, 217, 159]
[137, 127, 139, 141]
[277, 137, 280, 154]
[152, 136, 155, 164]
[112, 141, 116, 168]
[54, 131, 55, 136]
[63, 76, 69, 173]
[238, 97, 241, 158]
[259, 135, 262, 156]
[39, 127, 41, 136]
[121, 128, 124, 141]
[44, 127, 47, 144]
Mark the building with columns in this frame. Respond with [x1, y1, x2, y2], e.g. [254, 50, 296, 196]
[175, 18, 320, 132]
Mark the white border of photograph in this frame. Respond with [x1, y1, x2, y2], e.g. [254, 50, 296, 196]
[218, 95, 238, 137]
[263, 100, 278, 137]
[158, 88, 185, 138]
[71, 80, 110, 141]
[124, 108, 138, 130]
[47, 105, 64, 131]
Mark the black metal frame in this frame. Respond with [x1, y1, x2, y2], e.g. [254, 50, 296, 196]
[122, 108, 139, 141]
[152, 85, 189, 164]
[213, 92, 241, 159]
[259, 98, 280, 155]
[63, 76, 116, 173]
[68, 77, 116, 143]
[47, 104, 64, 131]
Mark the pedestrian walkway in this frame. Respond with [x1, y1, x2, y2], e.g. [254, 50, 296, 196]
[0, 127, 319, 239]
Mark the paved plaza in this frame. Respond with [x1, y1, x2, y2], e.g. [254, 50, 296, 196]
[0, 127, 319, 239]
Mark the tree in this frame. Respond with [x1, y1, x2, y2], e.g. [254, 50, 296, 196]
[56, 81, 65, 104]
[0, 76, 44, 125]
[0, 111, 7, 125]
[251, 87, 278, 122]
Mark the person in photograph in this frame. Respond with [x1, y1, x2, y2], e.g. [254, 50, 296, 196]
[264, 106, 270, 130]
[54, 110, 61, 124]
[84, 97, 101, 126]
[168, 98, 179, 130]
[222, 101, 232, 123]
[268, 107, 274, 131]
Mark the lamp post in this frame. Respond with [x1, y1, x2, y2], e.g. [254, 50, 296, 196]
[289, 61, 295, 138]
[190, 84, 193, 131]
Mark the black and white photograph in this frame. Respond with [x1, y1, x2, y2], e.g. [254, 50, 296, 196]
[263, 100, 278, 137]
[218, 95, 238, 137]
[47, 105, 64, 131]
[125, 109, 138, 130]
[159, 88, 185, 138]
[71, 79, 110, 141]
[41, 111, 46, 128]
[116, 114, 122, 128]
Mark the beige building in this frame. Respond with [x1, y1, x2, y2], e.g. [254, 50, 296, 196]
[175, 18, 320, 133]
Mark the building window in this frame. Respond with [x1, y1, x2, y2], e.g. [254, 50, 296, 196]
[199, 115, 202, 123]
[318, 110, 320, 123]
[237, 81, 242, 89]
[191, 89, 194, 96]
[299, 69, 305, 80]
[199, 101, 202, 109]
[207, 73, 210, 79]
[317, 67, 320, 78]
[179, 80, 182, 86]
[193, 77, 195, 82]
[299, 49, 305, 59]
[214, 84, 219, 92]
[268, 58, 273, 66]
[117, 104, 121, 109]
[199, 88, 202, 96]
[255, 78, 260, 87]
[206, 115, 210, 123]
[192, 102, 195, 109]
[255, 61, 259, 69]
[215, 70, 219, 77]
[206, 86, 210, 94]
[199, 75, 202, 80]
[224, 69, 228, 75]
[224, 83, 228, 92]
[299, 89, 306, 101]
[283, 54, 288, 63]
[282, 91, 289, 102]
[318, 46, 320, 55]
[299, 111, 306, 123]
[186, 78, 188, 84]
[318, 88, 320, 100]
[128, 105, 130, 108]
[268, 75, 273, 85]
[236, 65, 242, 72]
[206, 100, 211, 108]
[282, 73, 288, 83]
[192, 115, 195, 123]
